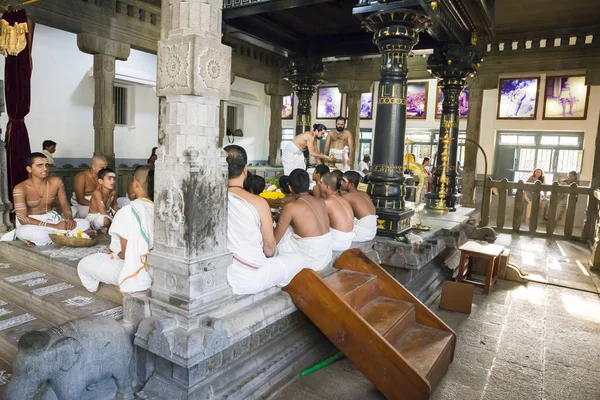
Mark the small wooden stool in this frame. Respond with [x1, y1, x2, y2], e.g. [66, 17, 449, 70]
[457, 241, 505, 294]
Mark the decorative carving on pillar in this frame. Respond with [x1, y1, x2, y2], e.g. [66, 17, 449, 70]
[286, 59, 324, 135]
[156, 178, 185, 248]
[425, 43, 481, 211]
[354, 5, 432, 237]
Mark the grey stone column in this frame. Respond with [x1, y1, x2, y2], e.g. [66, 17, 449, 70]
[339, 80, 372, 169]
[461, 74, 498, 208]
[218, 100, 226, 147]
[77, 34, 130, 168]
[265, 81, 292, 167]
[584, 69, 600, 250]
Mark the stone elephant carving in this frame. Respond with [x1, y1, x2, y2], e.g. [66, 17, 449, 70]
[5, 316, 135, 400]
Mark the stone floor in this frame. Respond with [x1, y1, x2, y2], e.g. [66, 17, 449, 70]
[269, 234, 600, 400]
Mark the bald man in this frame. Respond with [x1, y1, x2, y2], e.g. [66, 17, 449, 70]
[320, 172, 355, 251]
[72, 155, 108, 218]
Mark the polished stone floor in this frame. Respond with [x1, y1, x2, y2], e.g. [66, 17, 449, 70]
[269, 235, 600, 400]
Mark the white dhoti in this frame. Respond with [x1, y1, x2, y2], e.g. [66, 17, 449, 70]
[86, 213, 112, 230]
[227, 255, 304, 295]
[77, 253, 122, 292]
[354, 215, 378, 242]
[281, 142, 306, 175]
[277, 228, 333, 271]
[71, 193, 92, 218]
[329, 147, 350, 171]
[331, 228, 355, 252]
[0, 212, 90, 246]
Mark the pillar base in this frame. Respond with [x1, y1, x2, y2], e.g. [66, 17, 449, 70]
[375, 208, 414, 237]
[424, 192, 462, 211]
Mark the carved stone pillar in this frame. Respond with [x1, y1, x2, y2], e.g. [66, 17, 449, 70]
[585, 71, 600, 269]
[287, 59, 324, 136]
[265, 81, 292, 167]
[77, 34, 130, 168]
[339, 80, 373, 169]
[354, 5, 432, 237]
[425, 43, 481, 211]
[0, 80, 11, 231]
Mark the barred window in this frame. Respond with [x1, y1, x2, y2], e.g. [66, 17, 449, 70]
[114, 86, 128, 126]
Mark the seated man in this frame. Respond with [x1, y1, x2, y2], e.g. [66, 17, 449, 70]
[320, 172, 355, 251]
[243, 172, 266, 195]
[312, 164, 329, 199]
[72, 155, 108, 218]
[275, 169, 333, 271]
[224, 145, 304, 295]
[1, 153, 90, 246]
[342, 171, 377, 242]
[117, 166, 141, 209]
[86, 168, 119, 231]
[77, 166, 154, 293]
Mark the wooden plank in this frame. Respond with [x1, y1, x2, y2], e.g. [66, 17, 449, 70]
[583, 192, 599, 241]
[513, 182, 525, 233]
[496, 178, 508, 229]
[564, 183, 578, 238]
[480, 177, 493, 227]
[546, 182, 559, 236]
[529, 181, 541, 234]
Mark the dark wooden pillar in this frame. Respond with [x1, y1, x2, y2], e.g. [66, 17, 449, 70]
[287, 60, 324, 136]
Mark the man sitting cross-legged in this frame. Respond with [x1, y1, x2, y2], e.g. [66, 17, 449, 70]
[320, 172, 356, 251]
[77, 166, 154, 293]
[86, 167, 119, 232]
[342, 171, 377, 242]
[224, 145, 305, 295]
[275, 169, 333, 271]
[1, 153, 90, 246]
[72, 155, 108, 218]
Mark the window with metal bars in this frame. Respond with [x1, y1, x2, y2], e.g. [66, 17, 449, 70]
[114, 86, 128, 126]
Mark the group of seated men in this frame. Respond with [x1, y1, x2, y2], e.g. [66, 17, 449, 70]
[225, 144, 377, 295]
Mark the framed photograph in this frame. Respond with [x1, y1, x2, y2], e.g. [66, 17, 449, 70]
[435, 85, 470, 119]
[497, 77, 540, 119]
[406, 82, 428, 119]
[360, 91, 374, 119]
[317, 86, 342, 119]
[543, 75, 589, 120]
[282, 94, 294, 119]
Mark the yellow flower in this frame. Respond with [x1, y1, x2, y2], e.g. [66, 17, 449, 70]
[76, 231, 83, 238]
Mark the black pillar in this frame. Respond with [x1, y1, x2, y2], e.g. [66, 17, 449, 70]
[287, 59, 324, 136]
[355, 5, 432, 237]
[426, 43, 481, 211]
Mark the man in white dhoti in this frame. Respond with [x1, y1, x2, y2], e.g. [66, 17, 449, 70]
[320, 172, 355, 251]
[72, 155, 108, 218]
[77, 166, 154, 293]
[224, 145, 305, 295]
[281, 124, 330, 175]
[275, 169, 333, 271]
[342, 171, 378, 242]
[86, 168, 119, 231]
[324, 117, 354, 170]
[0, 153, 90, 246]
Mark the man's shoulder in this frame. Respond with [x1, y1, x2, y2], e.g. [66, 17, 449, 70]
[48, 176, 64, 185]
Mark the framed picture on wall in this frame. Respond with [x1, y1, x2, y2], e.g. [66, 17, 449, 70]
[406, 82, 428, 119]
[497, 77, 540, 119]
[360, 91, 374, 119]
[317, 86, 343, 119]
[435, 85, 470, 119]
[282, 94, 294, 119]
[543, 75, 589, 120]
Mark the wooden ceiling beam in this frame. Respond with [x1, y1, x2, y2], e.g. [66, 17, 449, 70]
[223, 0, 335, 20]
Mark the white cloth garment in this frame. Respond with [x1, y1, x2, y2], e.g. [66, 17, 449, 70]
[117, 197, 131, 209]
[71, 193, 92, 218]
[226, 192, 304, 295]
[331, 228, 355, 252]
[328, 147, 350, 171]
[78, 199, 154, 293]
[42, 150, 55, 166]
[354, 215, 378, 242]
[86, 213, 112, 230]
[277, 227, 333, 271]
[0, 211, 90, 246]
[282, 141, 306, 175]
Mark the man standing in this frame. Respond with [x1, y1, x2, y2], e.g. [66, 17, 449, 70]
[1, 153, 90, 246]
[342, 171, 377, 242]
[281, 124, 330, 175]
[358, 154, 371, 174]
[42, 140, 56, 166]
[324, 116, 354, 170]
[320, 172, 355, 251]
[72, 155, 108, 218]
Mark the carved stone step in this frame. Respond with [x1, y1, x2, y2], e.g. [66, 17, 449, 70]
[358, 296, 415, 337]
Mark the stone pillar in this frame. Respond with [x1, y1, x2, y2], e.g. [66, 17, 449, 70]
[354, 5, 432, 237]
[339, 80, 373, 169]
[425, 43, 481, 211]
[460, 74, 497, 208]
[77, 34, 130, 168]
[287, 59, 324, 136]
[0, 80, 11, 231]
[265, 81, 292, 167]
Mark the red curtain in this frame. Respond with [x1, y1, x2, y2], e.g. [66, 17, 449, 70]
[3, 9, 34, 202]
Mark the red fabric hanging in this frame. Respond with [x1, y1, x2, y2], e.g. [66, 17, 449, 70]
[2, 9, 34, 202]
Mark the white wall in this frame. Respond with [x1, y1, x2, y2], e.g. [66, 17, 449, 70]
[0, 24, 158, 165]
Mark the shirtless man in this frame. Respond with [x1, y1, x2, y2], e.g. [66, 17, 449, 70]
[281, 124, 331, 175]
[224, 145, 304, 294]
[275, 169, 333, 271]
[4, 152, 90, 246]
[320, 172, 355, 251]
[87, 168, 119, 232]
[324, 116, 354, 170]
[342, 171, 377, 242]
[73, 155, 108, 218]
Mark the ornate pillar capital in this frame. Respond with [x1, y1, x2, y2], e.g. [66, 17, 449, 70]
[264, 81, 292, 97]
[467, 73, 499, 90]
[338, 80, 373, 95]
[77, 33, 130, 60]
[286, 59, 325, 134]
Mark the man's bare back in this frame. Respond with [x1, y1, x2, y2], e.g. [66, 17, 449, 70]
[343, 190, 376, 219]
[325, 194, 354, 233]
[276, 194, 330, 240]
[291, 128, 330, 164]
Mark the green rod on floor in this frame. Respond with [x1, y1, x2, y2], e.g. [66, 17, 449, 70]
[300, 352, 345, 376]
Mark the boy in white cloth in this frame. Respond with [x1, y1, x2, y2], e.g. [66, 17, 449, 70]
[224, 145, 304, 295]
[72, 155, 107, 218]
[342, 171, 378, 242]
[78, 166, 154, 293]
[86, 167, 119, 232]
[281, 124, 330, 175]
[320, 172, 355, 251]
[1, 153, 90, 246]
[275, 169, 333, 271]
